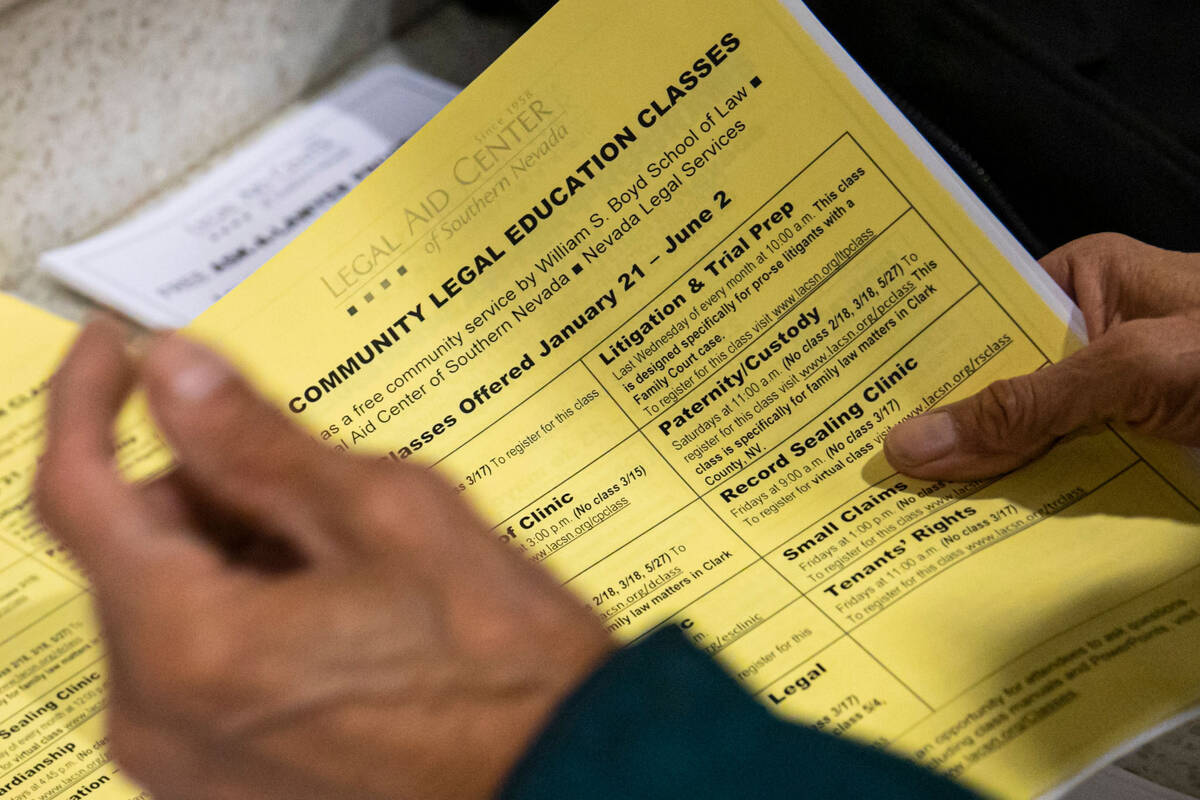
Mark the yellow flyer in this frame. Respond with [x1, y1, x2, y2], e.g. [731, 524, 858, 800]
[4, 2, 1200, 798]
[0, 297, 125, 798]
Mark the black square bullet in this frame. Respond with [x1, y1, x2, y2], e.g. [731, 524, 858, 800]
[750, 75, 762, 88]
[572, 264, 583, 275]
[347, 306, 358, 316]
[397, 265, 408, 276]
[380, 278, 391, 289]
[364, 292, 375, 303]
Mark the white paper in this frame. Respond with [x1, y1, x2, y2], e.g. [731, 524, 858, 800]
[39, 63, 457, 327]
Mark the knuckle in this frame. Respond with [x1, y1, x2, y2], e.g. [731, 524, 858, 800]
[1070, 232, 1146, 268]
[1102, 322, 1153, 362]
[356, 470, 407, 516]
[212, 402, 318, 480]
[368, 459, 452, 511]
[1097, 324, 1161, 385]
[1103, 319, 1200, 428]
[200, 381, 271, 451]
[1119, 316, 1175, 349]
[32, 459, 66, 526]
[1061, 232, 1139, 275]
[33, 460, 102, 537]
[175, 624, 237, 694]
[968, 378, 1041, 450]
[1078, 231, 1135, 252]
[137, 614, 239, 710]
[1047, 232, 1114, 267]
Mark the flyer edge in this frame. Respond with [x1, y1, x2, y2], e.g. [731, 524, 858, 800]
[774, 0, 1088, 344]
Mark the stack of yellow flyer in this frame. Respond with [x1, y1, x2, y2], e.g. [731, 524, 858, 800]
[3, 2, 1200, 797]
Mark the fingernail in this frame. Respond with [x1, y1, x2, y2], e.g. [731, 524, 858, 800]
[154, 336, 233, 401]
[886, 413, 958, 466]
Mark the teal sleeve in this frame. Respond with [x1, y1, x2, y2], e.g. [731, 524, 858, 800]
[501, 627, 979, 799]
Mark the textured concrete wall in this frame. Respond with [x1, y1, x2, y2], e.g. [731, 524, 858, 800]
[0, 0, 431, 315]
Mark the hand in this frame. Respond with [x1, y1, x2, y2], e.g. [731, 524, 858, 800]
[884, 233, 1200, 479]
[35, 319, 614, 800]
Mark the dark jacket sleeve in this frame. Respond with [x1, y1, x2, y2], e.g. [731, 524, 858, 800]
[501, 628, 979, 799]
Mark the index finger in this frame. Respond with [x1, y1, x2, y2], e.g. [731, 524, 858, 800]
[1039, 234, 1200, 334]
[35, 318, 215, 594]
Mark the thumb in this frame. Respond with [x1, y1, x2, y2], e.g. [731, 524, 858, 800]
[140, 333, 361, 561]
[883, 316, 1200, 480]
